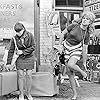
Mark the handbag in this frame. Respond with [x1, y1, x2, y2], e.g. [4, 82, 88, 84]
[3, 37, 19, 68]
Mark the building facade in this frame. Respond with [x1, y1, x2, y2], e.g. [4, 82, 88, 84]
[39, 0, 84, 68]
[0, 0, 84, 71]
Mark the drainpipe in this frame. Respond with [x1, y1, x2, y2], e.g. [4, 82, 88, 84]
[34, 0, 40, 71]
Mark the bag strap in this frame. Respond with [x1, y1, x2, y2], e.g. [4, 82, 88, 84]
[13, 37, 19, 51]
[80, 28, 87, 46]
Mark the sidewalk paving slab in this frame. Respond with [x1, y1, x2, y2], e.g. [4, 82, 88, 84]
[0, 80, 100, 100]
[81, 97, 100, 100]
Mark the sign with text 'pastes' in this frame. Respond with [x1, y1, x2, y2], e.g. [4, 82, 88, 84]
[0, 0, 34, 38]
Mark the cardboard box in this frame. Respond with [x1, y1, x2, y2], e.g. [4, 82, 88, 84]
[31, 72, 59, 96]
[0, 71, 17, 96]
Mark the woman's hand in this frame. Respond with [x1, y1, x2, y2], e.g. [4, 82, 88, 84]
[5, 64, 15, 71]
[5, 64, 12, 71]
[16, 50, 23, 55]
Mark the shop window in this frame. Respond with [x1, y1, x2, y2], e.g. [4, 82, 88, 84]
[67, 13, 80, 24]
[55, 0, 66, 6]
[95, 25, 100, 29]
[55, 0, 83, 7]
[68, 0, 83, 7]
[95, 14, 100, 19]
[59, 12, 68, 31]
[59, 12, 80, 31]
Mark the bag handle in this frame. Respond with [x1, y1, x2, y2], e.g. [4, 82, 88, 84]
[13, 37, 19, 51]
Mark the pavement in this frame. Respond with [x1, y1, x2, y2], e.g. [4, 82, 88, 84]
[0, 80, 100, 100]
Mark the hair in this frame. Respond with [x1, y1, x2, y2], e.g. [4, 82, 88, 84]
[82, 11, 95, 23]
[72, 11, 96, 34]
[14, 22, 25, 32]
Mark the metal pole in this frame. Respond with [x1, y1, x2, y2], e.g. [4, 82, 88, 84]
[34, 0, 40, 71]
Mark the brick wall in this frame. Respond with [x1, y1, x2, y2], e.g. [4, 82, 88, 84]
[40, 0, 54, 66]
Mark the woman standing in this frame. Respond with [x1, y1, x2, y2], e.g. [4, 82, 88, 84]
[60, 11, 95, 100]
[6, 22, 35, 100]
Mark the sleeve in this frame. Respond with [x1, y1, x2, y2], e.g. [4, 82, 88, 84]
[7, 38, 15, 64]
[67, 23, 77, 32]
[22, 33, 35, 55]
[63, 23, 78, 40]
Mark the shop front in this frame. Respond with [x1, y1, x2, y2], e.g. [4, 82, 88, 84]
[84, 0, 100, 82]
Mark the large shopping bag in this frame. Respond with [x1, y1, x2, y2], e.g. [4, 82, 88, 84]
[3, 48, 19, 68]
[31, 72, 59, 96]
[3, 37, 19, 67]
[2, 48, 8, 66]
[0, 71, 17, 96]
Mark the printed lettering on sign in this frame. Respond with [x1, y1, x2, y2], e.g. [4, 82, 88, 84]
[84, 2, 100, 12]
[84, 0, 100, 6]
[0, 0, 34, 39]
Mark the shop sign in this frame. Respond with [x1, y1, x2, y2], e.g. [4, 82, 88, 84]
[84, 2, 100, 12]
[84, 0, 100, 6]
[0, 0, 34, 39]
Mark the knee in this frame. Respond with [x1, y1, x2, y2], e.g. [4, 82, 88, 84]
[26, 74, 32, 79]
[66, 69, 74, 76]
[26, 70, 32, 79]
[67, 62, 75, 70]
[64, 65, 73, 76]
[18, 70, 24, 79]
[65, 62, 73, 71]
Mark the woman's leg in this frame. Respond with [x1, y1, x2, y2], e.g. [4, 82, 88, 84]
[68, 72, 77, 99]
[65, 56, 87, 99]
[67, 57, 87, 78]
[65, 61, 77, 99]
[17, 70, 24, 99]
[26, 70, 33, 100]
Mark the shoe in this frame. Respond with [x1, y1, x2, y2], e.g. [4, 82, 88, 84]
[26, 94, 33, 100]
[19, 95, 24, 100]
[83, 76, 88, 81]
[71, 98, 77, 100]
[71, 97, 77, 100]
[57, 79, 61, 85]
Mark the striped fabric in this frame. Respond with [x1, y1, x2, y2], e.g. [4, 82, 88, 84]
[62, 40, 82, 61]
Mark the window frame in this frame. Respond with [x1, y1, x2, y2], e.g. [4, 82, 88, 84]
[55, 0, 83, 7]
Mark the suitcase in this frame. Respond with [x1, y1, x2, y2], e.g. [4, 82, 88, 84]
[0, 71, 17, 96]
[31, 72, 59, 96]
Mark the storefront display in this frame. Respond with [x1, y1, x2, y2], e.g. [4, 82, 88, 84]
[86, 54, 100, 82]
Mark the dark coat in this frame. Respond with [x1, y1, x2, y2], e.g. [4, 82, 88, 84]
[7, 30, 35, 70]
